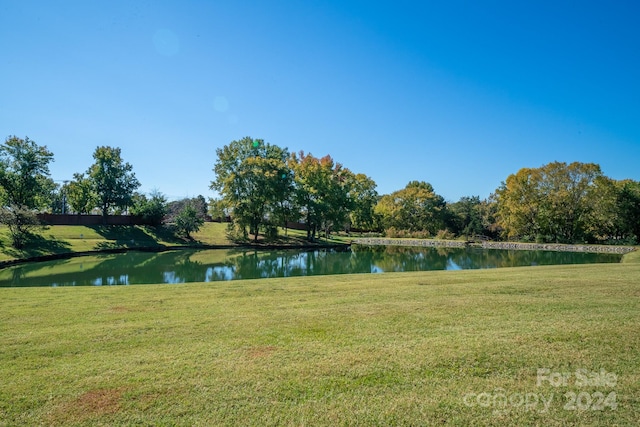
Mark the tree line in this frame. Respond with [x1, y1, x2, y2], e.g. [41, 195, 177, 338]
[1, 134, 639, 248]
[211, 137, 640, 245]
[0, 136, 204, 247]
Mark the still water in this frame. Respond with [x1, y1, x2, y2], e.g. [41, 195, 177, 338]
[0, 246, 622, 287]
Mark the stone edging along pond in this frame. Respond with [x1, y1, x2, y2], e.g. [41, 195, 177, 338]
[352, 238, 636, 254]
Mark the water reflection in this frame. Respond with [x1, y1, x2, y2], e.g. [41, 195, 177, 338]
[0, 246, 622, 287]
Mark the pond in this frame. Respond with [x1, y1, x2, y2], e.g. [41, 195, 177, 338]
[0, 246, 623, 287]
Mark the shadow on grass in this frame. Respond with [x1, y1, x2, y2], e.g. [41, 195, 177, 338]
[0, 231, 73, 260]
[88, 225, 189, 250]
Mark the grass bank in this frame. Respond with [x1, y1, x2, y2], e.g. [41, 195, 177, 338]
[1, 262, 639, 425]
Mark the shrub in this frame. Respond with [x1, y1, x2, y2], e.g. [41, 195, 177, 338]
[435, 229, 455, 240]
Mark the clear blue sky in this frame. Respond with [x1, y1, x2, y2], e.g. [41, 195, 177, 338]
[2, 1, 639, 201]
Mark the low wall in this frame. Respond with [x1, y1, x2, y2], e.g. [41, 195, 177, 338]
[481, 241, 635, 254]
[353, 238, 467, 248]
[353, 238, 636, 254]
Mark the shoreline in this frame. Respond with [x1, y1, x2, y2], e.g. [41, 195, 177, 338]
[352, 237, 636, 254]
[0, 242, 350, 269]
[2, 237, 636, 268]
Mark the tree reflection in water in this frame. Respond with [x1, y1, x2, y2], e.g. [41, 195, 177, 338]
[0, 246, 622, 287]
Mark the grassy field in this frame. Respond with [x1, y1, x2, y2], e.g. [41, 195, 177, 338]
[1, 261, 639, 426]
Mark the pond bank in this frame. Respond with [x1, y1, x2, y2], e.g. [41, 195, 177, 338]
[0, 242, 349, 269]
[353, 238, 636, 254]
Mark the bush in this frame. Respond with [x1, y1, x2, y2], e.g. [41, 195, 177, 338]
[384, 227, 431, 239]
[435, 229, 455, 240]
[174, 203, 204, 239]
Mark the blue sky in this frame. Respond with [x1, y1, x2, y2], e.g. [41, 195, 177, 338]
[2, 0, 639, 201]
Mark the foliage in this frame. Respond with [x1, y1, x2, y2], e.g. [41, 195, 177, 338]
[48, 183, 67, 214]
[86, 146, 140, 222]
[212, 137, 292, 242]
[166, 196, 208, 224]
[174, 202, 205, 239]
[434, 229, 456, 240]
[384, 226, 431, 239]
[0, 136, 55, 209]
[447, 195, 484, 237]
[347, 173, 379, 231]
[65, 172, 98, 214]
[207, 197, 228, 221]
[375, 181, 446, 235]
[0, 136, 55, 247]
[289, 152, 353, 240]
[496, 162, 603, 242]
[615, 179, 640, 241]
[130, 190, 168, 227]
[0, 205, 41, 248]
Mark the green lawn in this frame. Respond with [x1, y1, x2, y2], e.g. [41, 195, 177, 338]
[1, 262, 639, 426]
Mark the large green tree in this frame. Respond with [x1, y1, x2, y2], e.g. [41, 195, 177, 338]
[496, 162, 602, 242]
[0, 136, 55, 247]
[495, 167, 544, 240]
[65, 172, 98, 214]
[375, 181, 446, 235]
[211, 137, 292, 241]
[86, 146, 140, 223]
[289, 152, 353, 240]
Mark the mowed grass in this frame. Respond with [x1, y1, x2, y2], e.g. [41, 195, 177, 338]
[1, 263, 639, 426]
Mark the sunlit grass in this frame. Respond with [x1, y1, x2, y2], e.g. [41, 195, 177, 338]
[621, 248, 640, 263]
[1, 262, 638, 425]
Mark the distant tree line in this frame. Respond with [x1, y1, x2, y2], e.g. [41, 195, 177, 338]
[212, 137, 640, 245]
[1, 134, 638, 248]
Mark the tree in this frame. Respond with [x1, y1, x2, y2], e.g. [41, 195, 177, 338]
[288, 152, 353, 240]
[589, 177, 640, 243]
[616, 180, 640, 242]
[0, 136, 55, 248]
[86, 146, 140, 223]
[0, 136, 55, 209]
[211, 137, 292, 242]
[130, 190, 168, 227]
[375, 181, 447, 235]
[449, 196, 484, 238]
[208, 197, 228, 221]
[347, 173, 379, 232]
[66, 172, 98, 214]
[174, 202, 204, 239]
[495, 167, 544, 241]
[49, 183, 67, 214]
[166, 196, 208, 224]
[496, 162, 602, 242]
